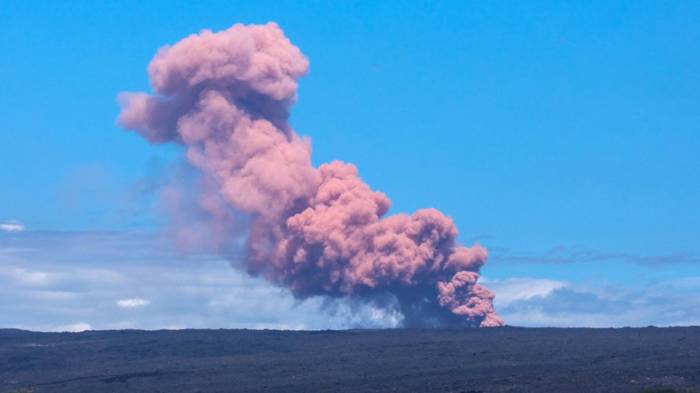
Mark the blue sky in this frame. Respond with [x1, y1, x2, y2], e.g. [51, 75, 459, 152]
[1, 1, 699, 330]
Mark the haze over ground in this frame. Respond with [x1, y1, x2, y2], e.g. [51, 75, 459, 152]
[1, 1, 699, 331]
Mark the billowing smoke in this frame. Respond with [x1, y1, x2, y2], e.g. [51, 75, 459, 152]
[118, 22, 504, 328]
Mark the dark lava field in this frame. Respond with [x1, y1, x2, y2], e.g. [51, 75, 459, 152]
[1, 327, 699, 393]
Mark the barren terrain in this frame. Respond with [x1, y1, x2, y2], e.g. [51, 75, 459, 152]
[1, 327, 698, 392]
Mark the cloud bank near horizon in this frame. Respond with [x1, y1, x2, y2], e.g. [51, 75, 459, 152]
[2, 230, 699, 331]
[0, 230, 404, 331]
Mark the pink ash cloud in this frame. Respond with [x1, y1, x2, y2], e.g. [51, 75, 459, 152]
[118, 22, 503, 328]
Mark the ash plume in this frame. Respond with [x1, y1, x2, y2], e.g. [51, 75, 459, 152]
[118, 22, 503, 327]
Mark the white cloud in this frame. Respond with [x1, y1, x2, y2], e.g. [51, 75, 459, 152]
[484, 277, 567, 308]
[0, 220, 25, 232]
[117, 298, 151, 308]
[0, 267, 57, 286]
[55, 322, 92, 332]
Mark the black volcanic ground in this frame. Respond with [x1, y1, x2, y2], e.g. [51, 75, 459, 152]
[1, 327, 699, 393]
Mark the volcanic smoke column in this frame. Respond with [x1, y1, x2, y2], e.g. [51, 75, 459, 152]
[118, 22, 504, 327]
